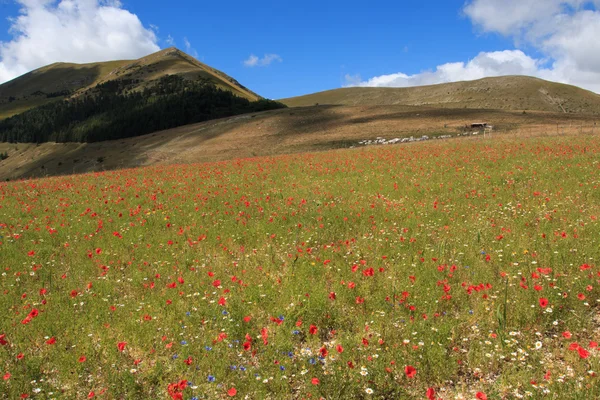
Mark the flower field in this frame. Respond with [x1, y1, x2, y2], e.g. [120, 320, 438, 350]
[1, 134, 599, 399]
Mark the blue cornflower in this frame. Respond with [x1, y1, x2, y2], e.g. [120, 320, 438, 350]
[208, 375, 215, 382]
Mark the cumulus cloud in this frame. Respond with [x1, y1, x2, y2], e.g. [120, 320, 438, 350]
[350, 1, 600, 93]
[243, 53, 282, 67]
[0, 0, 160, 84]
[348, 50, 548, 88]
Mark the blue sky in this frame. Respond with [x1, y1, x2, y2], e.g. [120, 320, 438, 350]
[124, 0, 515, 98]
[1, 1, 600, 97]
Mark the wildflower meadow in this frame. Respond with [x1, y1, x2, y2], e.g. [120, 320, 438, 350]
[1, 134, 599, 399]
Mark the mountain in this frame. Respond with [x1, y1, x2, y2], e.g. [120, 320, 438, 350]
[280, 76, 600, 114]
[0, 48, 285, 143]
[1, 103, 597, 180]
[0, 47, 260, 120]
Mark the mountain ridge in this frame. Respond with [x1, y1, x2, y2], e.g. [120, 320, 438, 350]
[280, 76, 600, 114]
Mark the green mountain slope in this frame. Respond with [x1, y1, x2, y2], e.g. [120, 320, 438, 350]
[0, 47, 259, 120]
[281, 76, 600, 114]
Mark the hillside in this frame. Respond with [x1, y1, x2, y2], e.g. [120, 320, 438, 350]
[0, 47, 259, 120]
[1, 104, 597, 180]
[281, 76, 600, 114]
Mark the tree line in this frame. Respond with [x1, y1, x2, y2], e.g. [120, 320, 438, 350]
[0, 75, 286, 143]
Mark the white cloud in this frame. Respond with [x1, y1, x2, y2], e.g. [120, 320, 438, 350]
[243, 53, 282, 67]
[348, 50, 547, 88]
[0, 0, 160, 84]
[183, 36, 198, 58]
[351, 1, 600, 93]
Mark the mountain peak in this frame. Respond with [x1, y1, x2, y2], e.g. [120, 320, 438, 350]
[0, 47, 261, 119]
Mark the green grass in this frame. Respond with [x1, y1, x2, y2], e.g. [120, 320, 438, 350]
[0, 134, 599, 399]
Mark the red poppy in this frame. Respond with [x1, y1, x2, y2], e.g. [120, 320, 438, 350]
[578, 346, 590, 359]
[311, 378, 320, 385]
[46, 337, 56, 345]
[117, 342, 127, 352]
[538, 298, 548, 308]
[569, 342, 580, 351]
[404, 365, 416, 378]
[3, 373, 10, 380]
[227, 387, 237, 397]
[426, 388, 436, 400]
[476, 392, 487, 400]
[79, 355, 87, 363]
[0, 334, 7, 346]
[336, 344, 344, 353]
[309, 324, 318, 335]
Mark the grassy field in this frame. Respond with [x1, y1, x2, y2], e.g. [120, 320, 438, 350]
[1, 134, 599, 399]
